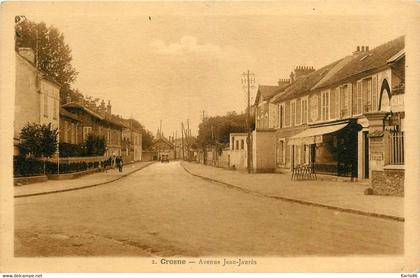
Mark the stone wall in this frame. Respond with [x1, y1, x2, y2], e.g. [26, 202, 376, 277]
[371, 169, 404, 196]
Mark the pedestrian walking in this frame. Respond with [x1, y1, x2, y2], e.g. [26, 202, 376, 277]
[117, 156, 123, 172]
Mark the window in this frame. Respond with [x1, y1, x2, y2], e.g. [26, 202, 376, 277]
[279, 104, 284, 128]
[362, 78, 372, 113]
[296, 99, 301, 125]
[356, 81, 362, 115]
[43, 92, 48, 117]
[83, 126, 92, 142]
[309, 93, 320, 122]
[64, 121, 69, 143]
[231, 136, 235, 150]
[389, 130, 404, 165]
[340, 85, 350, 118]
[241, 139, 244, 150]
[301, 98, 308, 124]
[330, 89, 338, 119]
[71, 123, 76, 144]
[372, 76, 378, 111]
[285, 102, 290, 127]
[236, 140, 239, 150]
[53, 100, 57, 119]
[291, 100, 296, 126]
[74, 124, 78, 144]
[276, 138, 286, 166]
[321, 91, 330, 121]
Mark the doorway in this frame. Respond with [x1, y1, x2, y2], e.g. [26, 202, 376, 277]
[363, 131, 369, 178]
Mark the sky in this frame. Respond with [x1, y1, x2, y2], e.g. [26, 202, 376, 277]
[27, 2, 409, 138]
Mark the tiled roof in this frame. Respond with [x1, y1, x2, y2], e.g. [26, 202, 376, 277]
[254, 84, 287, 105]
[152, 137, 174, 148]
[60, 107, 80, 122]
[62, 102, 126, 128]
[272, 36, 404, 103]
[317, 36, 404, 89]
[273, 58, 345, 103]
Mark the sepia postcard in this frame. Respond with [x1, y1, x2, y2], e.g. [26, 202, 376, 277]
[0, 0, 420, 274]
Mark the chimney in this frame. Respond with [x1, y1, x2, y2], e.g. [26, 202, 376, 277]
[366, 46, 369, 52]
[294, 65, 315, 79]
[290, 71, 295, 83]
[66, 94, 72, 104]
[277, 78, 290, 87]
[106, 100, 112, 114]
[18, 47, 35, 64]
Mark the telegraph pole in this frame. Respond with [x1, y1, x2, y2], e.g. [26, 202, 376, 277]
[187, 119, 190, 161]
[181, 122, 185, 160]
[242, 70, 255, 173]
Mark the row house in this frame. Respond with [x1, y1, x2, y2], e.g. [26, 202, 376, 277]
[121, 118, 143, 163]
[253, 36, 405, 196]
[60, 97, 125, 157]
[14, 48, 61, 155]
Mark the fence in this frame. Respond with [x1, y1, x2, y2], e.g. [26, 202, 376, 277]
[389, 130, 404, 165]
[14, 156, 111, 177]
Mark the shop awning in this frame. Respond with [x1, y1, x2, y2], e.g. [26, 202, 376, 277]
[288, 122, 349, 145]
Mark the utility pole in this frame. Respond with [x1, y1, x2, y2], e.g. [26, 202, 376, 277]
[202, 110, 206, 122]
[187, 119, 190, 161]
[242, 70, 255, 173]
[181, 122, 185, 160]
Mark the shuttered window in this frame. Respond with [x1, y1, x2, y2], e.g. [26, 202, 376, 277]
[285, 102, 290, 127]
[330, 89, 336, 119]
[291, 100, 296, 126]
[321, 91, 330, 121]
[372, 76, 378, 111]
[301, 98, 308, 124]
[296, 99, 301, 125]
[356, 81, 362, 115]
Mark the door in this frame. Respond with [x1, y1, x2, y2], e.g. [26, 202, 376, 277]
[363, 131, 369, 178]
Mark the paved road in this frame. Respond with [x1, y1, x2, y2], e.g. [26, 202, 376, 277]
[15, 161, 403, 256]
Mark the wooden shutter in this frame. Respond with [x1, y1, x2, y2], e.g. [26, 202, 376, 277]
[330, 89, 336, 119]
[372, 75, 377, 111]
[296, 99, 301, 124]
[357, 81, 362, 114]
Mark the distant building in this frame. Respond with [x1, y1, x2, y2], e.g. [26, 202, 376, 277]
[150, 132, 175, 160]
[14, 48, 61, 155]
[229, 133, 248, 169]
[122, 119, 143, 163]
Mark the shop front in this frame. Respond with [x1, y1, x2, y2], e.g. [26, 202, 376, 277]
[287, 120, 361, 177]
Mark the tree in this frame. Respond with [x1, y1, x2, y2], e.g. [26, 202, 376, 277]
[18, 123, 58, 158]
[15, 18, 78, 88]
[197, 111, 250, 148]
[85, 134, 106, 156]
[126, 118, 154, 150]
[141, 130, 154, 150]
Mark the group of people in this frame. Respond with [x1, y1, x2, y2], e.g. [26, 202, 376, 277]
[100, 155, 124, 173]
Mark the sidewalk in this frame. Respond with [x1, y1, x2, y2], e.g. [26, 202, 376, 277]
[15, 161, 154, 198]
[181, 162, 404, 221]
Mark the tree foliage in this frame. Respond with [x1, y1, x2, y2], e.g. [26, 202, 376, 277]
[15, 18, 78, 88]
[127, 119, 154, 150]
[85, 134, 106, 156]
[197, 111, 251, 147]
[18, 123, 58, 158]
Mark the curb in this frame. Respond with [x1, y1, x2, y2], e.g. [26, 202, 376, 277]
[14, 162, 155, 198]
[181, 163, 404, 223]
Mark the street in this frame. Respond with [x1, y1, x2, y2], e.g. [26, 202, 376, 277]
[15, 161, 403, 256]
